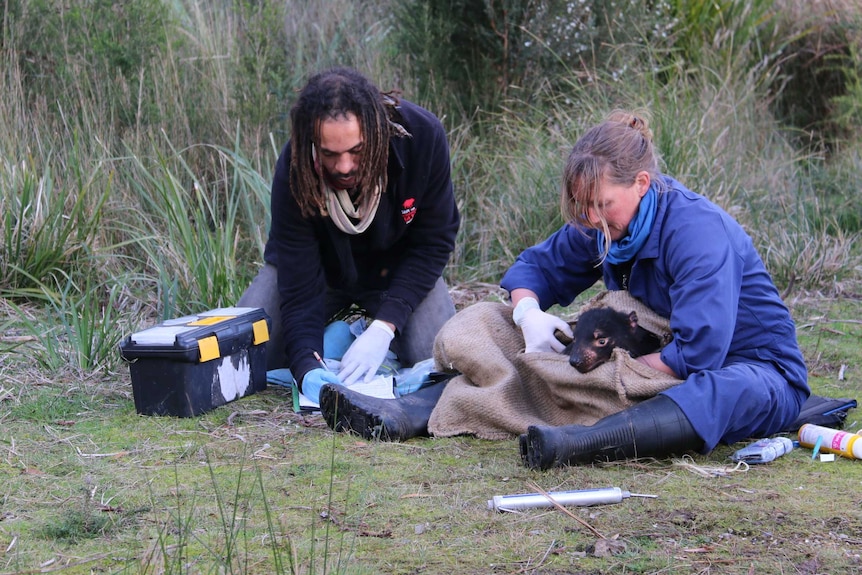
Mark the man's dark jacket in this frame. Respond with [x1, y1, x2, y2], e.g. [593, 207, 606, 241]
[264, 99, 460, 383]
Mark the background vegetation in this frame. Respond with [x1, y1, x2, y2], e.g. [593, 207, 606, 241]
[0, 0, 860, 573]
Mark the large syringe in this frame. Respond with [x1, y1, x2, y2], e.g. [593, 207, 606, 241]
[488, 487, 656, 512]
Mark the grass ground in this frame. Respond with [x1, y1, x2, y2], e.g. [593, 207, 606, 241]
[0, 289, 859, 574]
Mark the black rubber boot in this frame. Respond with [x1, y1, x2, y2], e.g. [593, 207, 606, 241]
[519, 394, 703, 470]
[319, 380, 448, 441]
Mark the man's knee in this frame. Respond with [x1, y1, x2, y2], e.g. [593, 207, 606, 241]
[238, 264, 285, 370]
[238, 264, 279, 309]
[396, 278, 455, 364]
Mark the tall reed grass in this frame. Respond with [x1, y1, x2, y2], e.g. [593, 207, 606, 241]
[2, 0, 860, 379]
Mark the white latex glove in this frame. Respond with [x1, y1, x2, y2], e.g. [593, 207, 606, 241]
[337, 320, 395, 385]
[513, 297, 572, 353]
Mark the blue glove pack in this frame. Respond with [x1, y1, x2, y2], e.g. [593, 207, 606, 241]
[301, 368, 342, 404]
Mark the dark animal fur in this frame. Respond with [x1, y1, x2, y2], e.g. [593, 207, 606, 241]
[563, 307, 662, 373]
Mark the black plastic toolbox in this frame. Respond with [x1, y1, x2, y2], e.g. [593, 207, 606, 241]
[119, 307, 270, 417]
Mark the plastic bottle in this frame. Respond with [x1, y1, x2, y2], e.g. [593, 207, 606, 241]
[487, 487, 656, 512]
[798, 423, 862, 460]
[730, 437, 795, 464]
[393, 358, 436, 396]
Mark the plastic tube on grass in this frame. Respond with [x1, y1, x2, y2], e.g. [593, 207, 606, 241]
[798, 423, 862, 460]
[730, 437, 794, 464]
[487, 487, 656, 512]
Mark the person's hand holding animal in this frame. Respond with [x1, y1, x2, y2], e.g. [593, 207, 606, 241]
[513, 296, 573, 353]
[633, 352, 677, 377]
[338, 320, 395, 385]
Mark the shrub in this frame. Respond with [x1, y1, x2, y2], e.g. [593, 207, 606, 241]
[5, 0, 171, 129]
[768, 0, 862, 149]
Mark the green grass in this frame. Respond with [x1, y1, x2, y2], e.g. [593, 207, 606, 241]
[0, 296, 859, 573]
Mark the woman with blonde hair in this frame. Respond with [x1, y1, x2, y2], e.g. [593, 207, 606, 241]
[506, 110, 809, 469]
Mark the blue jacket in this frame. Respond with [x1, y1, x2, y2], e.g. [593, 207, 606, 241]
[264, 100, 460, 382]
[500, 175, 808, 391]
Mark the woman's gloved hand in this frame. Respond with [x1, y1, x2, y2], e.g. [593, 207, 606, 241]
[301, 368, 342, 404]
[338, 320, 395, 385]
[513, 297, 572, 353]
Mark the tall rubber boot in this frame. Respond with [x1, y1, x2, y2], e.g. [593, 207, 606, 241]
[319, 379, 449, 441]
[519, 394, 703, 470]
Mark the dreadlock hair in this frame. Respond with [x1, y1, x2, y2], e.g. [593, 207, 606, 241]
[560, 109, 664, 259]
[289, 67, 402, 218]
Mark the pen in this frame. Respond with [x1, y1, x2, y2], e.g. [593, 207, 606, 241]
[821, 401, 857, 416]
[811, 435, 823, 460]
[313, 351, 329, 372]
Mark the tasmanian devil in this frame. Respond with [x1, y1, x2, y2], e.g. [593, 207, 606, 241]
[563, 307, 663, 373]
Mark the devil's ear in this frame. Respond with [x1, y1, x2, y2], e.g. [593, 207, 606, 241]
[627, 311, 639, 332]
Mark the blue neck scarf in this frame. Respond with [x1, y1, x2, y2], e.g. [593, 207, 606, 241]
[597, 182, 658, 264]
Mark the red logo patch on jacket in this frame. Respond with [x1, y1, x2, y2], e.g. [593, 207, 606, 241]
[401, 198, 417, 224]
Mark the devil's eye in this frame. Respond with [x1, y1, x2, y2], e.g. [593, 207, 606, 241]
[597, 338, 608, 346]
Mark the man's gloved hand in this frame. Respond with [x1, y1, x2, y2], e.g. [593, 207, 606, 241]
[513, 297, 572, 353]
[338, 320, 395, 386]
[301, 368, 342, 404]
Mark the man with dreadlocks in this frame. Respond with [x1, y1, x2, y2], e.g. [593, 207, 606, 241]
[238, 67, 460, 406]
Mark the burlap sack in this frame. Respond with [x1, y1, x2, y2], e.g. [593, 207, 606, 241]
[427, 291, 682, 440]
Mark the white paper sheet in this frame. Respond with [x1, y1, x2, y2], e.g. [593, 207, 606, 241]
[298, 375, 396, 409]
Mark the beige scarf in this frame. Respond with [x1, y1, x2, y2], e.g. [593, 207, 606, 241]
[323, 182, 382, 235]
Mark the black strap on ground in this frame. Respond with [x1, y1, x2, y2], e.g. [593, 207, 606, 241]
[781, 394, 858, 433]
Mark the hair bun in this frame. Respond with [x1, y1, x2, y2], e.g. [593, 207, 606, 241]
[607, 109, 653, 142]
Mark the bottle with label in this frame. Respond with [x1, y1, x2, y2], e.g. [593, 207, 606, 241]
[798, 424, 862, 460]
[731, 436, 795, 464]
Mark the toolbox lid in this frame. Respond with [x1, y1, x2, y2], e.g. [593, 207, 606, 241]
[120, 307, 270, 363]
